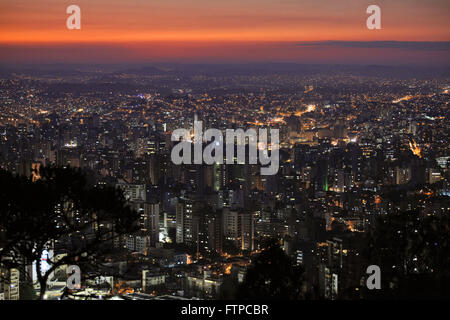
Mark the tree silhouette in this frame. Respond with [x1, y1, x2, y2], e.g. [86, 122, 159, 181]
[362, 211, 450, 299]
[236, 240, 305, 300]
[0, 166, 139, 299]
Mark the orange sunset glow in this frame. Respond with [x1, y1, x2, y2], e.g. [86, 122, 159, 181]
[0, 0, 449, 63]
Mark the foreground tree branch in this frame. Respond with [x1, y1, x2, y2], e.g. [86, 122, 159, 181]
[0, 166, 139, 299]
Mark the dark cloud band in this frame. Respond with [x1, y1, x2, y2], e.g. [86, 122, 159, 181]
[297, 41, 450, 51]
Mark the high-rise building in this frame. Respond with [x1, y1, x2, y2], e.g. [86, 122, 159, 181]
[176, 199, 195, 245]
[205, 211, 223, 254]
[0, 268, 19, 300]
[117, 181, 146, 202]
[222, 209, 254, 251]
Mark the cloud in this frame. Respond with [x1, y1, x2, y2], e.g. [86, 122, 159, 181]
[297, 41, 450, 51]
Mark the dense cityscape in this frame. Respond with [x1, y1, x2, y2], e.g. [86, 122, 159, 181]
[0, 64, 448, 300]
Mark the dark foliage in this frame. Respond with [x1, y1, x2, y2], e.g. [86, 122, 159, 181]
[362, 211, 450, 299]
[0, 166, 139, 299]
[236, 240, 305, 300]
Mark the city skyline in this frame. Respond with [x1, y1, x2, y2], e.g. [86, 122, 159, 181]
[0, 0, 449, 306]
